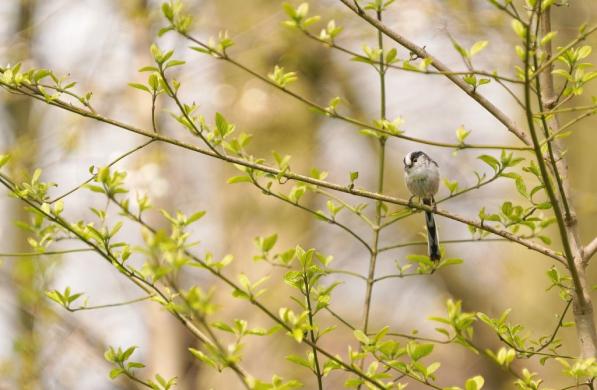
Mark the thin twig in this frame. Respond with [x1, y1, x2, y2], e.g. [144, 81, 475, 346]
[303, 273, 324, 389]
[67, 295, 153, 312]
[250, 176, 373, 253]
[49, 140, 155, 203]
[0, 248, 93, 257]
[379, 238, 508, 253]
[542, 110, 597, 145]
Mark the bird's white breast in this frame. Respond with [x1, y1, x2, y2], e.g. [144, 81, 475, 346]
[405, 165, 439, 198]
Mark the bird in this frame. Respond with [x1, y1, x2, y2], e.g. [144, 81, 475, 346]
[403, 151, 441, 261]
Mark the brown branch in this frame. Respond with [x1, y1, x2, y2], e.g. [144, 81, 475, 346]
[536, 5, 597, 358]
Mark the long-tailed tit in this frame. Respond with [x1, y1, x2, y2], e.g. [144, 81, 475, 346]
[403, 151, 441, 261]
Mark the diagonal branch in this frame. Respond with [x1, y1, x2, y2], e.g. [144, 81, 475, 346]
[337, 0, 531, 145]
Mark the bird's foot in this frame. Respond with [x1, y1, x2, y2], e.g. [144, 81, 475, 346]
[407, 195, 417, 209]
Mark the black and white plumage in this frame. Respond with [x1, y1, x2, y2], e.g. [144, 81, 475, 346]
[403, 151, 441, 261]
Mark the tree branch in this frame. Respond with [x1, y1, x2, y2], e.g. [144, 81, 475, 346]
[584, 237, 597, 262]
[338, 0, 531, 145]
[535, 3, 597, 358]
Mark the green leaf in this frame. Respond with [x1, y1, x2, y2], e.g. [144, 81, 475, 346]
[121, 346, 137, 361]
[128, 82, 150, 93]
[292, 328, 304, 343]
[212, 321, 234, 333]
[427, 362, 441, 375]
[439, 258, 463, 267]
[189, 348, 218, 369]
[538, 235, 552, 245]
[353, 330, 370, 344]
[227, 175, 252, 184]
[465, 375, 484, 390]
[0, 154, 10, 169]
[463, 74, 477, 87]
[577, 45, 592, 60]
[386, 48, 398, 64]
[187, 210, 206, 224]
[286, 354, 312, 369]
[541, 0, 557, 10]
[33, 69, 52, 82]
[323, 359, 342, 376]
[478, 155, 500, 172]
[541, 31, 557, 46]
[443, 179, 459, 195]
[456, 126, 471, 143]
[408, 343, 434, 361]
[515, 177, 528, 198]
[109, 368, 124, 379]
[109, 221, 123, 238]
[165, 59, 186, 69]
[215, 112, 226, 133]
[470, 41, 488, 56]
[452, 40, 469, 59]
[45, 290, 64, 306]
[139, 66, 159, 72]
[304, 16, 320, 27]
[511, 20, 526, 38]
[262, 234, 278, 252]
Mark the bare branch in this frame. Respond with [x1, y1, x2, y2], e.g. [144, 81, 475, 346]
[584, 237, 597, 262]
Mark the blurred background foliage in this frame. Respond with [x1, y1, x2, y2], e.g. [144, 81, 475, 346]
[0, 0, 596, 389]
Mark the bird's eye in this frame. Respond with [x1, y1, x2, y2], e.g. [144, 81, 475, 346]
[412, 158, 417, 163]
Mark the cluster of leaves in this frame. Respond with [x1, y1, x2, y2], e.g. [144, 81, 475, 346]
[467, 151, 557, 241]
[190, 316, 277, 374]
[0, 63, 93, 108]
[160, 0, 192, 35]
[105, 346, 177, 390]
[451, 39, 492, 91]
[45, 287, 85, 311]
[552, 45, 596, 97]
[401, 253, 463, 275]
[351, 327, 439, 388]
[546, 266, 573, 301]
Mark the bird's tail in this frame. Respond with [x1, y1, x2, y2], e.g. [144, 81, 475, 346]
[423, 198, 441, 261]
